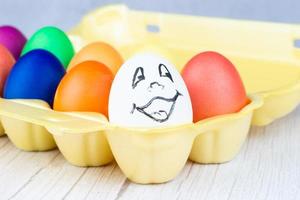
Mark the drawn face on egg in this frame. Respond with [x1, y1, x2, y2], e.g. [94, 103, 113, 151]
[109, 53, 192, 127]
[130, 63, 181, 122]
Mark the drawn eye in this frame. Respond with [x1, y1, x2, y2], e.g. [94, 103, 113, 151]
[158, 64, 173, 82]
[132, 67, 145, 89]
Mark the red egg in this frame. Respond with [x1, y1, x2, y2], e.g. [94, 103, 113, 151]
[0, 44, 15, 96]
[181, 51, 248, 122]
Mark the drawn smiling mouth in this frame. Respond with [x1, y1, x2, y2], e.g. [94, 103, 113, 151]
[131, 91, 182, 123]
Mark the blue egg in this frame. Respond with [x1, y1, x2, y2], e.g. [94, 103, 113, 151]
[3, 49, 65, 106]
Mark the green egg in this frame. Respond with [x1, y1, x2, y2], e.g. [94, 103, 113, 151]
[21, 26, 74, 69]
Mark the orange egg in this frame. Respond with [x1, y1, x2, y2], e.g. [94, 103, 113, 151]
[68, 42, 123, 74]
[0, 44, 15, 96]
[54, 61, 114, 117]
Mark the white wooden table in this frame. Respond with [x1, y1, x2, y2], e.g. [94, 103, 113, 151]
[0, 106, 299, 200]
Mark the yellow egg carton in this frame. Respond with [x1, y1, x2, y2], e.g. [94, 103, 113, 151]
[0, 95, 261, 184]
[0, 4, 300, 184]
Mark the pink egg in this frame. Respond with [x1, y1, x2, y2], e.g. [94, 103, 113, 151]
[0, 25, 27, 59]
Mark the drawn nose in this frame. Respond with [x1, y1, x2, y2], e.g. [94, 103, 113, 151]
[148, 82, 164, 91]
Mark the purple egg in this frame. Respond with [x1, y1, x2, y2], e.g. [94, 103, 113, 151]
[0, 25, 27, 59]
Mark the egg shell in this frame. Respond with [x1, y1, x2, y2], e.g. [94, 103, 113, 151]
[68, 42, 123, 74]
[0, 44, 15, 96]
[4, 49, 65, 106]
[0, 25, 27, 59]
[134, 45, 175, 65]
[54, 61, 114, 117]
[109, 53, 193, 127]
[181, 51, 249, 122]
[21, 26, 74, 68]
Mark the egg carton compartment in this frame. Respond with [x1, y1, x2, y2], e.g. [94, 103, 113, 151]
[0, 94, 262, 183]
[69, 4, 300, 126]
[0, 100, 56, 150]
[48, 116, 114, 167]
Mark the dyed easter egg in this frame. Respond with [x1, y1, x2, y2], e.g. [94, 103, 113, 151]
[4, 49, 65, 106]
[68, 42, 123, 74]
[109, 53, 192, 127]
[54, 61, 114, 117]
[0, 25, 26, 59]
[0, 44, 15, 96]
[21, 26, 74, 68]
[181, 51, 249, 122]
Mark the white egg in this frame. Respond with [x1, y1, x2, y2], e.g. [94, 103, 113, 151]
[109, 53, 193, 127]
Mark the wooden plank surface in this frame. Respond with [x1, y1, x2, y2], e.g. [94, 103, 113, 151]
[0, 107, 299, 200]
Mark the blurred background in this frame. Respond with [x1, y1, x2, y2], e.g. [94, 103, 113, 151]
[0, 0, 299, 36]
